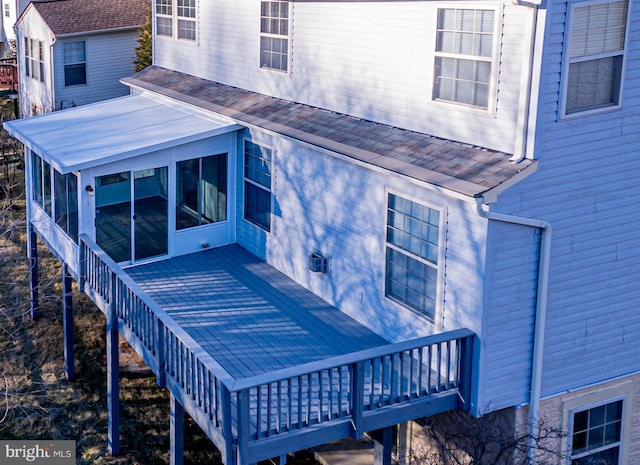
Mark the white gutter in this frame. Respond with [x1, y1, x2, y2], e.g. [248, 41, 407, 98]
[476, 201, 551, 463]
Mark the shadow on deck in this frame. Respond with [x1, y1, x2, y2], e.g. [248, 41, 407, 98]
[77, 234, 475, 465]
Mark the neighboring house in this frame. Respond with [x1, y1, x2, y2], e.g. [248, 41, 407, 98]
[14, 0, 147, 117]
[4, 1, 640, 465]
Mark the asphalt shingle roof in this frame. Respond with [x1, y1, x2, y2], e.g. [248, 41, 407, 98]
[30, 0, 148, 35]
[123, 66, 536, 198]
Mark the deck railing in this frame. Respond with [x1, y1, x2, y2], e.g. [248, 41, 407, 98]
[78, 234, 474, 465]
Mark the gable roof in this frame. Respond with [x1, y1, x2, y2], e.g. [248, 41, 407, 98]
[27, 0, 148, 36]
[123, 66, 536, 199]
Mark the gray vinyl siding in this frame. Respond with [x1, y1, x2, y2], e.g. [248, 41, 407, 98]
[53, 31, 137, 109]
[492, 0, 640, 398]
[154, 0, 532, 154]
[478, 220, 539, 411]
[234, 129, 489, 344]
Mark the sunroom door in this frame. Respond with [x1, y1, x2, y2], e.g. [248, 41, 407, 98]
[95, 167, 168, 264]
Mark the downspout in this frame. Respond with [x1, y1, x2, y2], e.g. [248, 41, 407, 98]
[511, 0, 544, 163]
[49, 35, 56, 112]
[476, 202, 551, 464]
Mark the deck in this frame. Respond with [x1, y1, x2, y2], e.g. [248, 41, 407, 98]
[77, 235, 474, 464]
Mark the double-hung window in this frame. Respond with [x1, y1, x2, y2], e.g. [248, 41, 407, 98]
[385, 194, 441, 319]
[570, 399, 623, 465]
[260, 1, 289, 72]
[25, 38, 44, 82]
[563, 0, 628, 116]
[243, 141, 272, 232]
[63, 41, 86, 86]
[155, 0, 196, 41]
[176, 154, 227, 230]
[433, 8, 496, 109]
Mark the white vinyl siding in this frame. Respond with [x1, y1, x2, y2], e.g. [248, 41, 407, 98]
[155, 1, 527, 154]
[562, 0, 628, 116]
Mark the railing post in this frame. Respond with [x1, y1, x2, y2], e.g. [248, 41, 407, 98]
[350, 361, 365, 439]
[156, 320, 166, 387]
[78, 237, 86, 292]
[236, 389, 251, 465]
[220, 385, 234, 465]
[457, 335, 474, 412]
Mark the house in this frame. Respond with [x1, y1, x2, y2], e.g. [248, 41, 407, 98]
[14, 0, 148, 117]
[4, 0, 640, 464]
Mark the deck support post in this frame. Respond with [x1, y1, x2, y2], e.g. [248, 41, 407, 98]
[170, 394, 184, 465]
[62, 264, 75, 380]
[107, 275, 120, 456]
[372, 426, 393, 465]
[28, 227, 39, 319]
[397, 422, 409, 465]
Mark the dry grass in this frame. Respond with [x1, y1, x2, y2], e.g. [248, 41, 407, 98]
[0, 116, 318, 464]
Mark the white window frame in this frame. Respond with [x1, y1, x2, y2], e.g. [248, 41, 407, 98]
[25, 38, 44, 82]
[561, 382, 632, 465]
[63, 41, 87, 87]
[243, 139, 273, 232]
[259, 1, 291, 73]
[154, 0, 197, 42]
[560, 0, 629, 118]
[569, 399, 623, 464]
[383, 191, 445, 321]
[431, 4, 501, 113]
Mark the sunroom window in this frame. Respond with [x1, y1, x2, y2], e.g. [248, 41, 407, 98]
[176, 154, 227, 230]
[385, 194, 441, 319]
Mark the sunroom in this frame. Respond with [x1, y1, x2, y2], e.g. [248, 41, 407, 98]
[4, 92, 475, 465]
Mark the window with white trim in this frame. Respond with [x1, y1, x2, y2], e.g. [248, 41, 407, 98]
[25, 38, 44, 82]
[155, 0, 196, 41]
[570, 399, 623, 465]
[260, 1, 289, 72]
[433, 8, 496, 109]
[563, 0, 628, 115]
[243, 141, 272, 232]
[385, 194, 440, 319]
[63, 41, 86, 86]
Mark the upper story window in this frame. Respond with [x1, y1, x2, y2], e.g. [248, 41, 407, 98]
[562, 0, 628, 116]
[176, 154, 227, 230]
[385, 194, 441, 320]
[4, 3, 10, 17]
[63, 41, 86, 86]
[155, 0, 196, 41]
[570, 399, 623, 464]
[243, 141, 272, 232]
[433, 8, 496, 110]
[260, 1, 289, 72]
[25, 38, 44, 82]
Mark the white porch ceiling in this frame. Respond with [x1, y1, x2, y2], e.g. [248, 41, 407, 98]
[4, 93, 240, 174]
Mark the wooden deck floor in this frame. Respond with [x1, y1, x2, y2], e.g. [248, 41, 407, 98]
[124, 244, 389, 379]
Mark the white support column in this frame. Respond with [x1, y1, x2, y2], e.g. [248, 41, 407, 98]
[170, 394, 184, 465]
